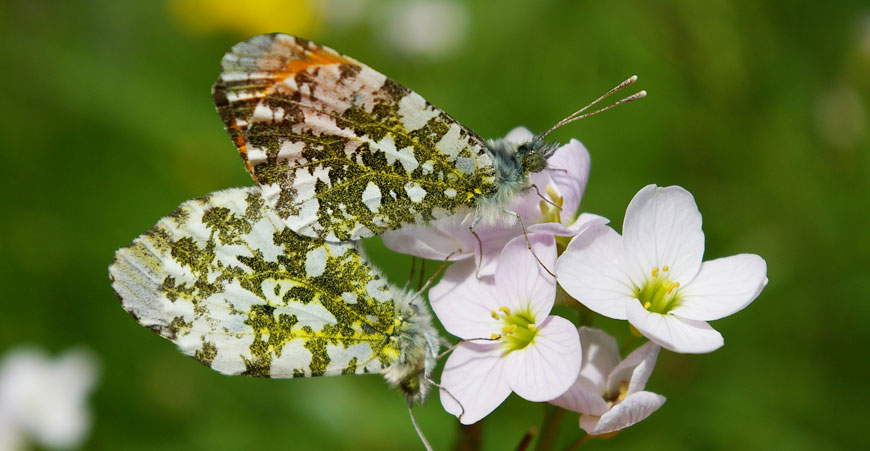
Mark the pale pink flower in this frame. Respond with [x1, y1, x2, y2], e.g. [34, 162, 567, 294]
[551, 327, 665, 435]
[382, 126, 604, 277]
[0, 347, 98, 450]
[431, 233, 581, 424]
[557, 185, 768, 353]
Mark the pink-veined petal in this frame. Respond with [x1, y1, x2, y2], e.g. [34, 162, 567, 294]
[623, 185, 705, 287]
[550, 382, 610, 416]
[473, 223, 524, 277]
[439, 342, 512, 425]
[577, 327, 620, 391]
[495, 234, 557, 320]
[556, 224, 635, 320]
[670, 254, 768, 321]
[504, 316, 581, 402]
[546, 139, 590, 224]
[564, 213, 610, 236]
[607, 342, 659, 396]
[382, 216, 476, 261]
[504, 126, 534, 144]
[625, 302, 724, 354]
[429, 259, 500, 339]
[584, 391, 666, 435]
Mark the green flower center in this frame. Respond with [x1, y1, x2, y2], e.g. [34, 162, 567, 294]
[491, 307, 538, 352]
[636, 266, 682, 314]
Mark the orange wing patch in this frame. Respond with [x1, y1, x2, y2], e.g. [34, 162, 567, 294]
[212, 34, 354, 175]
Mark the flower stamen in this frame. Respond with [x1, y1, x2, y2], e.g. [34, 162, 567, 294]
[637, 266, 682, 314]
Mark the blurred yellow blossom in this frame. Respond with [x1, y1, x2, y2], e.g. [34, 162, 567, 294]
[168, 0, 321, 37]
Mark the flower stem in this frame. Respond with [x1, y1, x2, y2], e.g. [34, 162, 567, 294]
[564, 433, 591, 451]
[534, 404, 566, 451]
[454, 420, 484, 451]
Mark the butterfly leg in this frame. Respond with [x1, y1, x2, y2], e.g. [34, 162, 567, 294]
[413, 251, 457, 301]
[407, 405, 434, 451]
[506, 210, 557, 279]
[425, 377, 466, 421]
[529, 183, 562, 211]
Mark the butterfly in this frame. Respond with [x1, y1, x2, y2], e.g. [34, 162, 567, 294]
[109, 187, 442, 405]
[212, 33, 644, 242]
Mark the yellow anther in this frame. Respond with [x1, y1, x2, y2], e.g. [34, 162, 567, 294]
[466, 192, 474, 200]
[662, 265, 670, 272]
[490, 333, 502, 340]
[545, 185, 564, 207]
[666, 282, 680, 294]
[651, 267, 659, 278]
[643, 301, 652, 309]
[498, 306, 511, 315]
[502, 325, 516, 335]
[617, 381, 629, 401]
[491, 310, 500, 320]
[474, 188, 483, 194]
[527, 323, 537, 332]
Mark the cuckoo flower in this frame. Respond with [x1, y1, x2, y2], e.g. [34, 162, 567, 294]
[557, 185, 768, 353]
[0, 347, 98, 450]
[551, 328, 665, 435]
[382, 126, 604, 277]
[431, 233, 581, 424]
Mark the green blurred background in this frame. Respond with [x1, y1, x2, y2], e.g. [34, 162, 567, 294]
[1, 0, 868, 449]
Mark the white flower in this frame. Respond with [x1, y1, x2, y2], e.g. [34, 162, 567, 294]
[557, 185, 768, 353]
[383, 126, 605, 277]
[377, 0, 470, 59]
[551, 328, 665, 436]
[0, 347, 98, 450]
[431, 233, 581, 424]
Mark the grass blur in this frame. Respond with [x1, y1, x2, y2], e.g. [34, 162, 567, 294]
[0, 0, 868, 449]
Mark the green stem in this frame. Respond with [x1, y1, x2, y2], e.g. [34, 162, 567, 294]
[454, 420, 484, 451]
[564, 433, 591, 451]
[534, 405, 566, 451]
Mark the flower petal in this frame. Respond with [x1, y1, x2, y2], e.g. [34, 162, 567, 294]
[625, 302, 723, 354]
[439, 342, 512, 424]
[473, 223, 524, 277]
[546, 139, 591, 224]
[670, 254, 768, 321]
[504, 316, 581, 402]
[550, 382, 610, 416]
[584, 391, 666, 435]
[607, 342, 659, 396]
[528, 212, 609, 237]
[504, 126, 534, 144]
[623, 185, 705, 287]
[495, 234, 558, 320]
[577, 327, 620, 391]
[429, 259, 501, 339]
[381, 216, 476, 261]
[556, 224, 636, 320]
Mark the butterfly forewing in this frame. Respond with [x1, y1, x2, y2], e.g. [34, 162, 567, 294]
[109, 187, 409, 378]
[213, 34, 497, 241]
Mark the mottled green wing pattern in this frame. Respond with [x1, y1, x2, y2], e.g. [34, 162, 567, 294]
[213, 34, 498, 241]
[109, 187, 412, 378]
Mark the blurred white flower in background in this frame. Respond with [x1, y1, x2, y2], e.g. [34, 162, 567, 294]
[314, 0, 368, 29]
[0, 347, 98, 451]
[377, 0, 470, 59]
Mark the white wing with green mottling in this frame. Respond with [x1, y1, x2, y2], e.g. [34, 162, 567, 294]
[109, 187, 439, 387]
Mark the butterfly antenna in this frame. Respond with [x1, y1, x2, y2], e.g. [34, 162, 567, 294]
[540, 75, 646, 140]
[407, 405, 435, 451]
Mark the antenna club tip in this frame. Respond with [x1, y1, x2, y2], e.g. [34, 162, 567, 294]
[638, 90, 647, 97]
[629, 75, 638, 82]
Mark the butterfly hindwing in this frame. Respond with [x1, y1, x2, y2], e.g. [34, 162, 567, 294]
[213, 34, 498, 241]
[110, 187, 421, 379]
